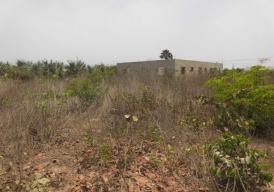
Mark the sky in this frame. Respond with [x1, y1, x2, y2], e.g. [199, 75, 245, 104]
[0, 0, 274, 68]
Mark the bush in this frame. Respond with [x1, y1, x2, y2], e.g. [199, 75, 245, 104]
[64, 65, 116, 106]
[65, 60, 87, 77]
[65, 78, 104, 106]
[208, 132, 272, 191]
[207, 66, 274, 136]
[32, 60, 65, 79]
[1, 60, 33, 80]
[147, 125, 163, 144]
[10, 65, 33, 80]
[0, 62, 12, 77]
[99, 144, 111, 163]
[0, 60, 117, 80]
[89, 64, 117, 83]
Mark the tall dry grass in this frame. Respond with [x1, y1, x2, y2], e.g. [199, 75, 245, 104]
[0, 79, 80, 169]
[84, 74, 219, 190]
[0, 74, 220, 190]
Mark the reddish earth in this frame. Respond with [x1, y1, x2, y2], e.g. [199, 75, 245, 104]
[1, 117, 274, 191]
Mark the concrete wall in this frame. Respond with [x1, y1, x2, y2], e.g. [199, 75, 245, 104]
[174, 59, 223, 76]
[117, 60, 175, 76]
[117, 59, 223, 77]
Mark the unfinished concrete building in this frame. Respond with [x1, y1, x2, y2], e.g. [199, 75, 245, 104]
[117, 59, 223, 76]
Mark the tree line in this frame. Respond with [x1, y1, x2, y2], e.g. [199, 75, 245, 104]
[0, 60, 117, 80]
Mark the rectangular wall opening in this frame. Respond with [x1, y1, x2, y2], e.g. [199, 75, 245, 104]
[198, 67, 202, 74]
[181, 67, 186, 74]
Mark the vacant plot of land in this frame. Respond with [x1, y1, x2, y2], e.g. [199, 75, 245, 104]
[0, 67, 273, 192]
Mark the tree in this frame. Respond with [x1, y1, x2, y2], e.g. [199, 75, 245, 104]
[65, 60, 87, 76]
[160, 49, 173, 60]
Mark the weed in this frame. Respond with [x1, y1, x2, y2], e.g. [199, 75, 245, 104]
[207, 132, 273, 191]
[141, 86, 157, 110]
[27, 173, 50, 192]
[84, 134, 96, 147]
[99, 144, 111, 163]
[65, 78, 104, 106]
[148, 155, 161, 169]
[147, 125, 163, 144]
[166, 144, 175, 161]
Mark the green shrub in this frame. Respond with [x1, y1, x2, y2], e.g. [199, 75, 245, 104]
[207, 66, 274, 135]
[0, 62, 12, 77]
[0, 61, 35, 80]
[208, 132, 272, 191]
[89, 64, 117, 83]
[64, 65, 116, 107]
[9, 65, 33, 80]
[141, 86, 157, 110]
[32, 60, 65, 79]
[148, 154, 161, 169]
[84, 134, 96, 147]
[99, 144, 111, 163]
[65, 78, 103, 106]
[65, 60, 87, 77]
[147, 125, 163, 144]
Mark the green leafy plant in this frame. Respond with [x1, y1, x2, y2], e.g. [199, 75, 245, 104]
[208, 132, 272, 191]
[65, 60, 87, 77]
[65, 78, 104, 106]
[166, 144, 175, 161]
[187, 116, 205, 132]
[0, 60, 116, 80]
[148, 154, 161, 169]
[99, 144, 111, 163]
[0, 62, 12, 78]
[84, 134, 96, 147]
[10, 63, 33, 80]
[147, 125, 163, 144]
[207, 66, 274, 136]
[64, 65, 116, 106]
[88, 64, 117, 83]
[141, 86, 157, 110]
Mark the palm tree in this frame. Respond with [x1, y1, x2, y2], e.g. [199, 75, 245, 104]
[65, 60, 87, 76]
[160, 49, 173, 60]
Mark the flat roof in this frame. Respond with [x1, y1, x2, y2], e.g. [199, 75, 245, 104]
[117, 59, 222, 65]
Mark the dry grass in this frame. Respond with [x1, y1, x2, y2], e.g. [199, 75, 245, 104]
[83, 74, 219, 190]
[0, 74, 272, 191]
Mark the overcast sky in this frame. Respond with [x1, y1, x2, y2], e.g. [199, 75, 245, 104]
[0, 0, 274, 68]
